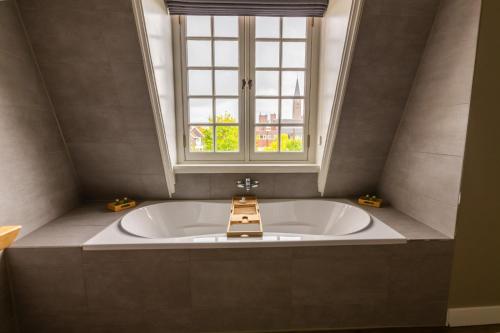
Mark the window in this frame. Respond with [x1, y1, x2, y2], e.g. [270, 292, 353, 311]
[176, 15, 315, 163]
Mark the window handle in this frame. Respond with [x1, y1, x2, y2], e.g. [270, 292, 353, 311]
[241, 79, 247, 90]
[248, 79, 253, 90]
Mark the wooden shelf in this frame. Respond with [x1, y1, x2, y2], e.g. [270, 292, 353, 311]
[0, 226, 21, 250]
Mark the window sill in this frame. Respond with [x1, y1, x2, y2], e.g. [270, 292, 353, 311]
[173, 163, 320, 174]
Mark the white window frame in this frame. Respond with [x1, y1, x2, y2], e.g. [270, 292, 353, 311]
[179, 16, 246, 161]
[173, 15, 318, 165]
[249, 17, 313, 161]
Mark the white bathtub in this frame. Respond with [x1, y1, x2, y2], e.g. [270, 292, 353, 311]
[84, 199, 406, 250]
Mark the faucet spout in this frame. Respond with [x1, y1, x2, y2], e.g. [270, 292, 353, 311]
[236, 177, 259, 192]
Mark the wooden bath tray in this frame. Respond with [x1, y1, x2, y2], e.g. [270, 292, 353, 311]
[0, 226, 21, 250]
[227, 196, 263, 238]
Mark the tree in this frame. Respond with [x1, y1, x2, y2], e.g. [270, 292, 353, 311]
[280, 133, 303, 152]
[195, 112, 302, 153]
[216, 125, 238, 152]
[262, 133, 303, 152]
[197, 112, 239, 152]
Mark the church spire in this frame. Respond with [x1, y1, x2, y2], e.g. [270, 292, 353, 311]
[294, 76, 301, 96]
[292, 76, 302, 121]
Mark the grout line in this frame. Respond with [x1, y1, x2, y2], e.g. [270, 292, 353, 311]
[391, 150, 463, 158]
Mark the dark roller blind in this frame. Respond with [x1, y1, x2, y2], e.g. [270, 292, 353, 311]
[165, 0, 329, 17]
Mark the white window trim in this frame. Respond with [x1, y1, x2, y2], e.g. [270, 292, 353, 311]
[132, 0, 176, 196]
[174, 163, 320, 174]
[172, 15, 320, 166]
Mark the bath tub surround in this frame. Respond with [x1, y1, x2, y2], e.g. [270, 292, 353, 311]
[7, 200, 452, 332]
[85, 199, 405, 250]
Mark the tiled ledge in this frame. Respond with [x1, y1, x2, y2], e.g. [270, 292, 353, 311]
[11, 202, 148, 248]
[11, 199, 449, 249]
[346, 199, 450, 240]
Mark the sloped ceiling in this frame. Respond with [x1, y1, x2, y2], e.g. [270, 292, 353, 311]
[323, 0, 440, 197]
[17, 0, 169, 200]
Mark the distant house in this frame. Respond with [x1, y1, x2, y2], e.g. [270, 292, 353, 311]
[190, 126, 205, 151]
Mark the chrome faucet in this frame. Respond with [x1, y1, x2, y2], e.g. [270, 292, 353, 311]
[236, 177, 259, 192]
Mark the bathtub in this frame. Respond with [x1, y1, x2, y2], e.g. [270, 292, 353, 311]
[84, 199, 406, 250]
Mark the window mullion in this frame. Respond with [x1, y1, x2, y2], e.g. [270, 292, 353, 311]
[278, 17, 283, 153]
[245, 16, 252, 162]
[210, 16, 216, 152]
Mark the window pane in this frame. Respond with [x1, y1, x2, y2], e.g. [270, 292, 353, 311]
[281, 71, 304, 96]
[255, 17, 280, 38]
[215, 70, 238, 96]
[255, 99, 278, 124]
[188, 70, 212, 95]
[214, 16, 238, 37]
[216, 98, 238, 123]
[189, 98, 213, 123]
[255, 42, 279, 68]
[189, 126, 213, 152]
[186, 16, 211, 37]
[283, 17, 306, 38]
[281, 99, 304, 123]
[255, 71, 279, 96]
[187, 40, 211, 67]
[282, 42, 306, 68]
[216, 126, 239, 152]
[281, 126, 304, 152]
[255, 126, 278, 152]
[214, 41, 238, 67]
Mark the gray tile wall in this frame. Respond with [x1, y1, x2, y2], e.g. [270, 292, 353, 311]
[323, 0, 440, 197]
[0, 251, 16, 333]
[173, 173, 320, 199]
[6, 241, 453, 332]
[17, 0, 170, 200]
[0, 0, 79, 237]
[379, 0, 481, 237]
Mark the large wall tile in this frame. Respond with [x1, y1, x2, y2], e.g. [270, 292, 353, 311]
[39, 62, 120, 108]
[110, 62, 152, 109]
[7, 247, 86, 322]
[273, 173, 320, 198]
[0, 0, 79, 237]
[292, 257, 389, 306]
[18, 1, 168, 200]
[392, 103, 469, 156]
[191, 258, 291, 307]
[323, 0, 439, 196]
[100, 10, 143, 63]
[0, 54, 50, 108]
[379, 0, 480, 237]
[0, 2, 32, 61]
[19, 8, 108, 64]
[326, 156, 386, 197]
[56, 105, 127, 144]
[83, 250, 191, 311]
